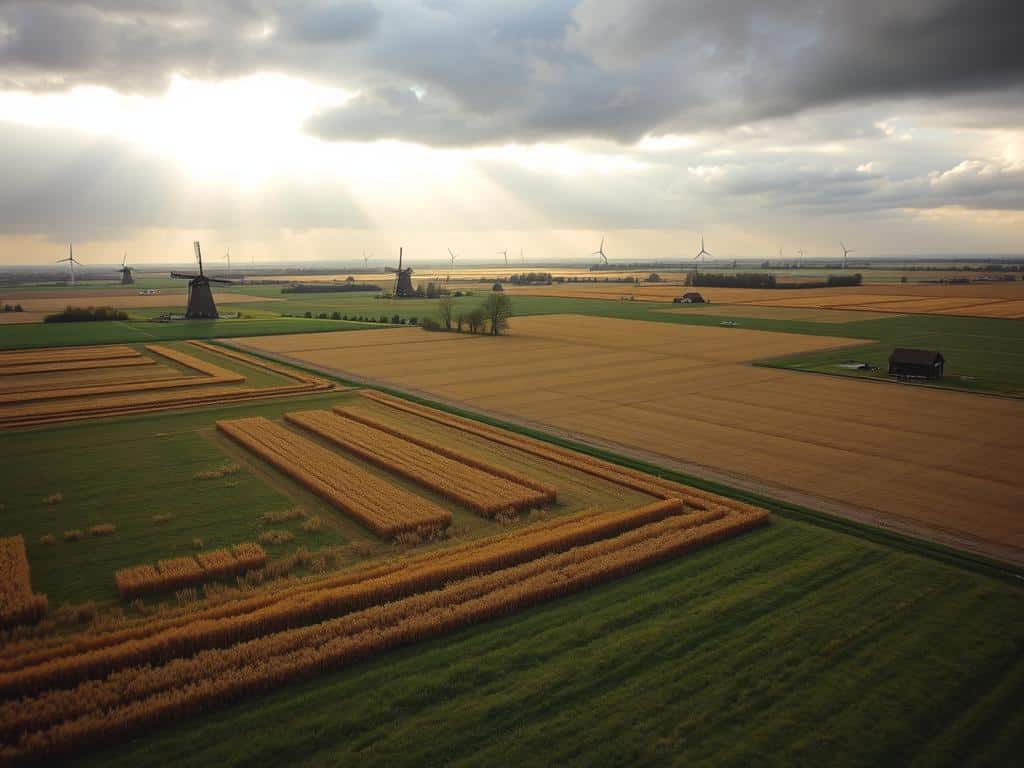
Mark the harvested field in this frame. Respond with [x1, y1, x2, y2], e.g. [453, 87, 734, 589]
[217, 416, 452, 536]
[237, 314, 1024, 560]
[0, 536, 47, 628]
[655, 304, 902, 323]
[0, 499, 765, 762]
[286, 409, 555, 516]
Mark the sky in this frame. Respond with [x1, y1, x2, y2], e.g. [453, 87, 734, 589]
[0, 0, 1022, 266]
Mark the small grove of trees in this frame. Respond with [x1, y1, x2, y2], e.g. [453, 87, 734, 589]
[44, 306, 128, 323]
[424, 293, 512, 336]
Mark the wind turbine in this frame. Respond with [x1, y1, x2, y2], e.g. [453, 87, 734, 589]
[840, 241, 854, 270]
[447, 248, 457, 280]
[56, 243, 82, 286]
[224, 248, 231, 279]
[362, 250, 370, 270]
[497, 248, 509, 266]
[797, 247, 805, 267]
[592, 237, 609, 266]
[695, 235, 711, 266]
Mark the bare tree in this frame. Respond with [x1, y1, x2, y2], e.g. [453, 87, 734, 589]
[438, 296, 454, 331]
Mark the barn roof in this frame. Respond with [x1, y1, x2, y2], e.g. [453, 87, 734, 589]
[889, 348, 944, 365]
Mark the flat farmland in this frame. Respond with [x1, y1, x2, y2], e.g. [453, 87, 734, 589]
[237, 315, 1024, 562]
[504, 280, 1024, 318]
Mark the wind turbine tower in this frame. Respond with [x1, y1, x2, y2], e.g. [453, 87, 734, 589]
[695, 236, 711, 268]
[497, 249, 509, 266]
[840, 241, 854, 270]
[592, 237, 609, 266]
[57, 244, 82, 286]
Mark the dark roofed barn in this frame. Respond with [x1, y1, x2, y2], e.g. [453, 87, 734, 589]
[888, 348, 944, 380]
[673, 292, 705, 304]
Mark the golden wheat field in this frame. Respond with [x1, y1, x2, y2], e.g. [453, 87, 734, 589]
[237, 315, 1024, 559]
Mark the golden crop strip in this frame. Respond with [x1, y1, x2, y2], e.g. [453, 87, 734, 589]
[0, 345, 139, 367]
[0, 503, 648, 674]
[332, 406, 559, 498]
[189, 341, 329, 386]
[0, 356, 156, 377]
[115, 545, 268, 599]
[144, 344, 246, 381]
[0, 536, 48, 628]
[359, 390, 764, 516]
[217, 417, 452, 537]
[0, 509, 767, 760]
[0, 499, 730, 699]
[286, 410, 555, 516]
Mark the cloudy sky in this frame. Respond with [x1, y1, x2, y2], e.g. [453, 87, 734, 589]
[0, 0, 1022, 265]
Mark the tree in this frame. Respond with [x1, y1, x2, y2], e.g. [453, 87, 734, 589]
[492, 281, 504, 291]
[647, 273, 661, 282]
[483, 293, 512, 335]
[438, 296, 454, 330]
[467, 306, 486, 334]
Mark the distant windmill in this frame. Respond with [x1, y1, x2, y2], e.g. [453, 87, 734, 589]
[56, 243, 82, 286]
[119, 251, 134, 285]
[497, 248, 509, 266]
[171, 241, 233, 319]
[224, 248, 231, 279]
[778, 247, 784, 261]
[592, 237, 609, 266]
[362, 250, 370, 269]
[695, 235, 712, 266]
[386, 247, 415, 297]
[840, 241, 854, 270]
[797, 247, 805, 262]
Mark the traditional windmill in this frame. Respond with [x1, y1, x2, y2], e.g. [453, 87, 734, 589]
[118, 252, 134, 285]
[171, 241, 232, 319]
[386, 247, 415, 297]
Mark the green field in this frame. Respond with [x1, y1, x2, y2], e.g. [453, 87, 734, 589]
[79, 515, 1024, 768]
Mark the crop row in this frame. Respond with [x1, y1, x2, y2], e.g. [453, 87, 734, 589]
[0, 498, 723, 699]
[114, 544, 268, 599]
[0, 501, 686, 674]
[0, 507, 767, 760]
[332, 406, 559, 497]
[143, 344, 246, 382]
[217, 417, 452, 538]
[286, 409, 555, 516]
[0, 378, 332, 430]
[0, 356, 156, 378]
[0, 345, 139, 368]
[189, 342, 328, 386]
[360, 390, 765, 517]
[0, 536, 48, 629]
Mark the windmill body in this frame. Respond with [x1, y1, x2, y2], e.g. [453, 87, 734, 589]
[386, 247, 415, 297]
[171, 241, 232, 319]
[119, 252, 134, 285]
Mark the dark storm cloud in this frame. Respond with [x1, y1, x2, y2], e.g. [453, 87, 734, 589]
[1, 1, 1021, 143]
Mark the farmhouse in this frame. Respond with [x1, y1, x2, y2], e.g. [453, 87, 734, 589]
[673, 292, 706, 304]
[888, 348, 945, 380]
